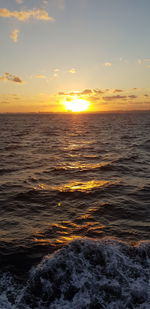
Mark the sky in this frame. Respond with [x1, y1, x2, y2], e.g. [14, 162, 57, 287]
[0, 0, 150, 112]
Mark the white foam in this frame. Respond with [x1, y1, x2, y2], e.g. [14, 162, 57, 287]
[0, 238, 150, 308]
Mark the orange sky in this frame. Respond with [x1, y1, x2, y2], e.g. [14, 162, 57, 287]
[0, 0, 150, 112]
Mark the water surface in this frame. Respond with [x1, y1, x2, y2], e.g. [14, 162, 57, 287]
[0, 112, 150, 308]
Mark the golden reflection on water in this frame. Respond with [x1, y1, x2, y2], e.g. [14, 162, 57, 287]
[32, 179, 115, 246]
[55, 235, 81, 244]
[33, 216, 107, 247]
[63, 139, 94, 151]
[68, 153, 98, 159]
[34, 179, 110, 192]
[58, 230, 69, 235]
[33, 238, 52, 244]
[59, 180, 109, 192]
[52, 223, 69, 230]
[33, 234, 81, 245]
[60, 161, 110, 170]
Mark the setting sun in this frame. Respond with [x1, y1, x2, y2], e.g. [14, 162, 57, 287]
[63, 98, 89, 112]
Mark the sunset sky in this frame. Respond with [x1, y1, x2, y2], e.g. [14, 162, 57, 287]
[0, 0, 150, 112]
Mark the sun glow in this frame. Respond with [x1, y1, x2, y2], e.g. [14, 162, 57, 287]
[63, 98, 89, 112]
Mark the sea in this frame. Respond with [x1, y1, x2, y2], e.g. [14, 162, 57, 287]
[0, 111, 150, 308]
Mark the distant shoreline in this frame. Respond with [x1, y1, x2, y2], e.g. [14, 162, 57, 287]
[0, 110, 150, 115]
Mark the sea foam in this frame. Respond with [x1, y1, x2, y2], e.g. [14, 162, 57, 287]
[0, 238, 150, 308]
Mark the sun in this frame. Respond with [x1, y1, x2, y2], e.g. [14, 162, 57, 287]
[63, 98, 89, 112]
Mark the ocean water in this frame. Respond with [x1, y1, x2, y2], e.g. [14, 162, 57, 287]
[0, 112, 150, 308]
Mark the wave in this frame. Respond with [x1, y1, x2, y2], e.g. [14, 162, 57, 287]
[0, 168, 19, 176]
[0, 238, 150, 308]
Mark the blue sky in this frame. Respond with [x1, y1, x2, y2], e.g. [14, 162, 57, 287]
[0, 0, 150, 112]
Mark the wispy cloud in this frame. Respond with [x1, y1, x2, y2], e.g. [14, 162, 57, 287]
[0, 72, 23, 83]
[89, 96, 100, 102]
[9, 29, 19, 42]
[81, 89, 92, 95]
[113, 89, 123, 93]
[103, 94, 138, 101]
[0, 8, 55, 21]
[94, 89, 104, 94]
[58, 91, 78, 96]
[103, 62, 112, 67]
[128, 95, 137, 99]
[0, 101, 10, 104]
[58, 88, 105, 97]
[103, 95, 127, 101]
[58, 89, 92, 96]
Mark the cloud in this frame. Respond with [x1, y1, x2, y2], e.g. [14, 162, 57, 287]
[128, 95, 137, 99]
[58, 89, 93, 96]
[58, 88, 110, 99]
[94, 89, 104, 94]
[81, 89, 92, 95]
[0, 72, 23, 83]
[103, 95, 127, 101]
[89, 96, 100, 102]
[68, 68, 76, 74]
[58, 92, 65, 95]
[103, 62, 112, 67]
[0, 100, 10, 104]
[35, 74, 46, 79]
[113, 89, 123, 93]
[58, 91, 79, 96]
[0, 8, 54, 21]
[9, 29, 19, 42]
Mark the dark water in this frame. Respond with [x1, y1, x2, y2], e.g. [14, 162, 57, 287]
[0, 112, 150, 308]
